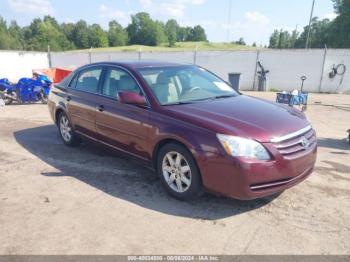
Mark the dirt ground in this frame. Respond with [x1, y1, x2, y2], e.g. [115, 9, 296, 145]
[0, 92, 349, 255]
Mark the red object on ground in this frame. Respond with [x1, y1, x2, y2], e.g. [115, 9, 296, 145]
[33, 67, 74, 83]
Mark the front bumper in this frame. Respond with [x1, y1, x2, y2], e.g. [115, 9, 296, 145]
[198, 142, 317, 200]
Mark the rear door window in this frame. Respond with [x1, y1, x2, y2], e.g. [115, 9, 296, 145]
[102, 67, 141, 98]
[75, 67, 102, 93]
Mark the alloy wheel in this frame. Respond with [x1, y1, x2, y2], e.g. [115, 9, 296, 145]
[59, 115, 72, 142]
[162, 151, 192, 193]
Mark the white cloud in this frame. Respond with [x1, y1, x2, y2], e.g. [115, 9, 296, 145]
[191, 0, 205, 5]
[244, 11, 270, 25]
[99, 0, 206, 29]
[139, 0, 153, 7]
[7, 0, 54, 15]
[139, 0, 205, 19]
[324, 12, 337, 21]
[160, 2, 186, 18]
[99, 4, 130, 26]
[225, 11, 271, 45]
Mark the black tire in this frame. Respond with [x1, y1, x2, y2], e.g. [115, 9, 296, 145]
[1, 92, 13, 105]
[38, 89, 48, 104]
[58, 112, 81, 147]
[40, 93, 48, 104]
[4, 97, 13, 105]
[157, 143, 203, 201]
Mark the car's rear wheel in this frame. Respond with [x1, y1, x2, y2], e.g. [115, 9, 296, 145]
[58, 112, 81, 146]
[157, 143, 203, 200]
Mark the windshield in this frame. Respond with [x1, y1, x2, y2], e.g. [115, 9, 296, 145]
[137, 65, 239, 105]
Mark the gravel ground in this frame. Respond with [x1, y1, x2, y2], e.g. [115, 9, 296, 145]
[0, 92, 349, 255]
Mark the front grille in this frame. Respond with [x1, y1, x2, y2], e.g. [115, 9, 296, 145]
[271, 126, 317, 159]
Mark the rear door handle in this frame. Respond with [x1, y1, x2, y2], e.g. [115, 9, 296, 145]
[66, 96, 71, 102]
[96, 105, 105, 112]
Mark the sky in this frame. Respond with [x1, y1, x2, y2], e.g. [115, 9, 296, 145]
[0, 0, 336, 45]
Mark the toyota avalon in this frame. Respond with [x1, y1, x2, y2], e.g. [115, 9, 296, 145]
[48, 61, 317, 200]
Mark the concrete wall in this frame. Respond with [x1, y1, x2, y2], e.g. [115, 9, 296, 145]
[0, 51, 49, 82]
[196, 51, 258, 89]
[258, 49, 325, 93]
[49, 49, 350, 93]
[321, 49, 350, 93]
[1, 49, 349, 93]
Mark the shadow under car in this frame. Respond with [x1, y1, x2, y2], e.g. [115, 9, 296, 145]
[14, 124, 279, 220]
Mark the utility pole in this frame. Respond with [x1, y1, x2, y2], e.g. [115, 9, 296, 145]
[293, 24, 298, 48]
[226, 0, 232, 42]
[305, 0, 315, 49]
[47, 45, 52, 68]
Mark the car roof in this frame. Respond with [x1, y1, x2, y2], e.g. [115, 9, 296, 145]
[85, 61, 191, 70]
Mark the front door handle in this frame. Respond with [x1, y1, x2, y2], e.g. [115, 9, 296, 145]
[66, 96, 71, 102]
[96, 105, 105, 112]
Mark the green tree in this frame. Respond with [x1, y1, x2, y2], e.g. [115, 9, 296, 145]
[108, 20, 128, 47]
[177, 27, 186, 42]
[88, 24, 108, 48]
[269, 29, 300, 49]
[0, 12, 209, 51]
[154, 20, 167, 44]
[8, 20, 24, 50]
[269, 0, 350, 49]
[165, 19, 179, 46]
[290, 29, 299, 48]
[269, 29, 280, 48]
[126, 12, 164, 46]
[234, 37, 246, 45]
[191, 25, 207, 41]
[295, 18, 330, 48]
[177, 26, 192, 41]
[61, 22, 76, 49]
[327, 0, 350, 47]
[25, 17, 72, 51]
[71, 20, 90, 49]
[0, 17, 11, 49]
[278, 30, 291, 48]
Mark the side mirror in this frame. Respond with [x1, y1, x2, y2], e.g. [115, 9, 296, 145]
[118, 91, 146, 106]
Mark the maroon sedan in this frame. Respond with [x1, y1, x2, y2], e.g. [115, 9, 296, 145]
[48, 61, 317, 200]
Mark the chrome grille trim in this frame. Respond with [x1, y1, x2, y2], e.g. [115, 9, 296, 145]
[276, 129, 315, 149]
[270, 125, 312, 143]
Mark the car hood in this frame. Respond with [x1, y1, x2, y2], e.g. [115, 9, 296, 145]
[162, 95, 310, 143]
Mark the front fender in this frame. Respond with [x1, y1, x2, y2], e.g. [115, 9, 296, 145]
[50, 101, 68, 125]
[149, 115, 218, 164]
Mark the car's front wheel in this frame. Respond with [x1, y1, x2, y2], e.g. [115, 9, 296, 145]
[157, 143, 203, 200]
[58, 112, 81, 146]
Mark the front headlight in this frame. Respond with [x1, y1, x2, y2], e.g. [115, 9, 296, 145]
[217, 134, 271, 160]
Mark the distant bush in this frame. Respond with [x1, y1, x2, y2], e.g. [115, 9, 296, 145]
[0, 12, 207, 51]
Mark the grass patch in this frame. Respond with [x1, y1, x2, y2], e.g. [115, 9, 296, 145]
[70, 42, 257, 52]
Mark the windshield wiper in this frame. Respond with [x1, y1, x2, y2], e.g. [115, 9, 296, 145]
[164, 95, 236, 105]
[213, 94, 236, 99]
[163, 101, 193, 106]
[190, 94, 236, 102]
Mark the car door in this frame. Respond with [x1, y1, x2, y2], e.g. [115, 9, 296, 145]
[67, 66, 103, 138]
[95, 66, 152, 161]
